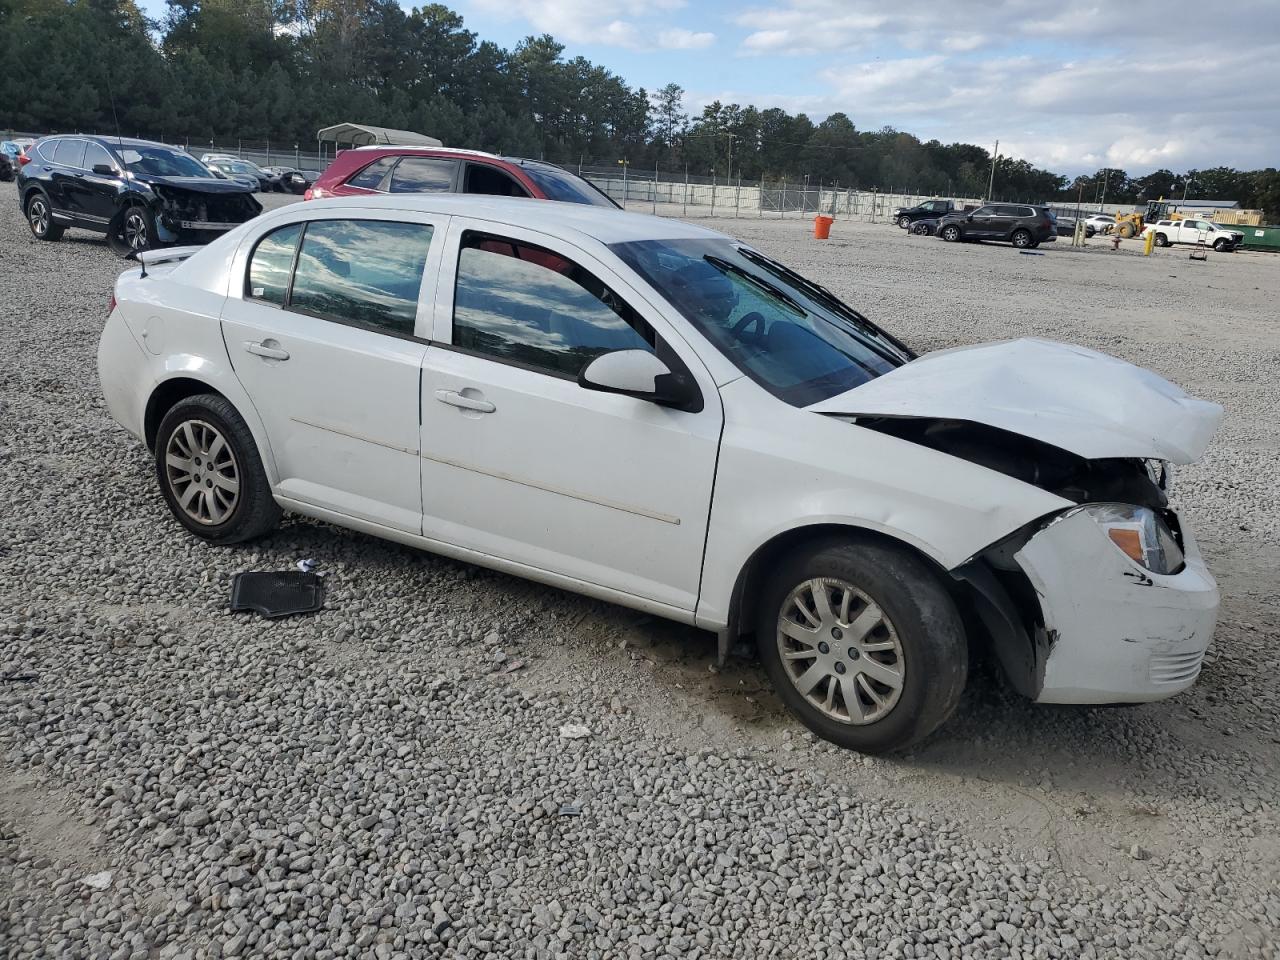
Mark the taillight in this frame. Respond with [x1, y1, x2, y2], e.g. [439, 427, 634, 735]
[305, 187, 326, 200]
[18, 153, 31, 166]
[303, 188, 313, 200]
[108, 293, 116, 314]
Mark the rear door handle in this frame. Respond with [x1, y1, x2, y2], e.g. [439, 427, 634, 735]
[434, 389, 495, 413]
[244, 340, 290, 361]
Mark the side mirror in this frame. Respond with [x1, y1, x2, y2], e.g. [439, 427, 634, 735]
[578, 350, 702, 413]
[966, 214, 975, 221]
[92, 163, 115, 175]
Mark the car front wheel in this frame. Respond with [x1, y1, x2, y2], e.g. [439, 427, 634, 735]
[940, 224, 960, 242]
[897, 215, 911, 228]
[757, 538, 967, 753]
[1212, 238, 1231, 252]
[155, 394, 281, 544]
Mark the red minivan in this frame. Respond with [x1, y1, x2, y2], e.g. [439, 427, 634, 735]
[305, 147, 619, 208]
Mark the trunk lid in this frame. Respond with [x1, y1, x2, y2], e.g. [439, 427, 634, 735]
[807, 338, 1222, 464]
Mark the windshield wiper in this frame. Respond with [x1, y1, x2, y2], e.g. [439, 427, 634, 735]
[737, 247, 915, 362]
[703, 255, 806, 316]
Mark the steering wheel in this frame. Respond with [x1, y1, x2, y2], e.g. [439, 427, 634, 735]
[731, 311, 767, 342]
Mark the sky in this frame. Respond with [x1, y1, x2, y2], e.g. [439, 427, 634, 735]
[459, 0, 1280, 177]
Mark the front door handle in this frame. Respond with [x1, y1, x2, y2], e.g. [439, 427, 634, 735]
[434, 389, 495, 414]
[244, 340, 290, 361]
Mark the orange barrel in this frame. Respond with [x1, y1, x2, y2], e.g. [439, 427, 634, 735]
[813, 215, 834, 239]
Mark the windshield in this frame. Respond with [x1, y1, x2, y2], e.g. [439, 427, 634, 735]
[119, 147, 212, 179]
[516, 163, 619, 208]
[611, 238, 912, 406]
[215, 161, 257, 175]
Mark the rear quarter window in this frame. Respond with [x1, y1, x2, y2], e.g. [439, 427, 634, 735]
[346, 157, 396, 190]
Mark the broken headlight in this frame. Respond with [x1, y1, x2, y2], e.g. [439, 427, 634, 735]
[1082, 503, 1184, 575]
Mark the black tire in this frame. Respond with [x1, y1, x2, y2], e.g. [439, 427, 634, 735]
[1155, 232, 1169, 247]
[25, 191, 65, 241]
[1212, 238, 1230, 252]
[154, 394, 281, 545]
[1011, 229, 1033, 248]
[109, 204, 158, 257]
[897, 215, 911, 229]
[756, 537, 968, 753]
[940, 224, 961, 242]
[1028, 240, 1040, 249]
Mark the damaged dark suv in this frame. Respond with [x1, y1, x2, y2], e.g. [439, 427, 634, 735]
[16, 136, 262, 256]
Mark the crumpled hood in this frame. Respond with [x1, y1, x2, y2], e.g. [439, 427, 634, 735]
[132, 174, 255, 195]
[808, 338, 1223, 464]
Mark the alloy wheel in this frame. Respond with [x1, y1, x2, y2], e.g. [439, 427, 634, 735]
[124, 210, 149, 250]
[165, 419, 240, 525]
[776, 577, 905, 725]
[28, 197, 48, 237]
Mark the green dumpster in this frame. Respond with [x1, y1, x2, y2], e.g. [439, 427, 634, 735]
[1233, 223, 1280, 251]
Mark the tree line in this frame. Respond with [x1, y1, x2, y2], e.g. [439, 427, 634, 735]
[2, 0, 1277, 216]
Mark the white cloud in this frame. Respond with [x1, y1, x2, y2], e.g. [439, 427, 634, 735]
[469, 0, 693, 50]
[658, 28, 715, 50]
[723, 1, 1280, 174]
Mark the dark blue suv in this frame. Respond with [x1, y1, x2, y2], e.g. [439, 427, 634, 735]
[17, 135, 261, 256]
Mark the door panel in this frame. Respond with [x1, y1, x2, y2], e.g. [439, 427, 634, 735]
[221, 214, 445, 533]
[419, 219, 723, 610]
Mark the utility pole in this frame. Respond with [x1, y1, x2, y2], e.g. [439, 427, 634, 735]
[986, 140, 998, 201]
[1099, 168, 1108, 213]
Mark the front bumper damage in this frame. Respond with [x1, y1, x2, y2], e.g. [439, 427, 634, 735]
[154, 190, 261, 244]
[993, 509, 1219, 704]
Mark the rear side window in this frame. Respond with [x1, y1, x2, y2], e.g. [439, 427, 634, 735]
[53, 139, 86, 168]
[517, 164, 617, 208]
[246, 223, 303, 306]
[452, 231, 653, 377]
[389, 157, 458, 193]
[290, 220, 433, 337]
[346, 157, 395, 190]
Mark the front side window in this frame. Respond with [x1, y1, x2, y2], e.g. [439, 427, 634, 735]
[453, 232, 653, 377]
[972, 206, 995, 217]
[289, 220, 434, 336]
[463, 164, 530, 198]
[246, 223, 303, 306]
[612, 238, 911, 407]
[389, 157, 458, 193]
[83, 142, 115, 172]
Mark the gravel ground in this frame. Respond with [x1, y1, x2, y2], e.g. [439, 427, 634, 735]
[2, 187, 1278, 959]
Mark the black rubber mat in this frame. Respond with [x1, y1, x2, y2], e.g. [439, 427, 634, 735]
[230, 572, 325, 618]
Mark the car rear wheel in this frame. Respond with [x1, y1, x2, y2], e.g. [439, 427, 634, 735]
[1155, 232, 1169, 247]
[897, 215, 911, 228]
[25, 192, 65, 241]
[1011, 229, 1033, 248]
[155, 394, 281, 545]
[940, 224, 961, 242]
[756, 538, 967, 753]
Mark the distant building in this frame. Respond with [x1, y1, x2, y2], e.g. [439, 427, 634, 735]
[1171, 199, 1240, 210]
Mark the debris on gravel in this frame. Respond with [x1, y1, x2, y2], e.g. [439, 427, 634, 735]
[2, 190, 1278, 958]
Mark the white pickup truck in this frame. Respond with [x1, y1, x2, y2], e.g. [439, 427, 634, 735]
[1144, 218, 1244, 251]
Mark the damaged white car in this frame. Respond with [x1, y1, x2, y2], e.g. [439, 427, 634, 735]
[97, 196, 1223, 752]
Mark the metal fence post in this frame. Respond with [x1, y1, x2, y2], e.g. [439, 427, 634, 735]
[683, 164, 688, 218]
[735, 176, 741, 218]
[711, 170, 716, 217]
[780, 178, 786, 218]
[653, 160, 659, 216]
[760, 178, 764, 217]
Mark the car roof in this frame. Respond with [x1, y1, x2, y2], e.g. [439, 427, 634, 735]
[349, 145, 503, 161]
[48, 135, 189, 151]
[295, 194, 729, 246]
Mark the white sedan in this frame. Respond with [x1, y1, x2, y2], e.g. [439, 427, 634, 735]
[98, 195, 1222, 753]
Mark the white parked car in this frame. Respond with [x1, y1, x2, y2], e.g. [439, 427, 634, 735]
[98, 196, 1223, 752]
[1143, 218, 1244, 251]
[1083, 213, 1119, 233]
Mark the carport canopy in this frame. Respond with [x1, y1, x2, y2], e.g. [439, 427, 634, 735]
[316, 123, 442, 148]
